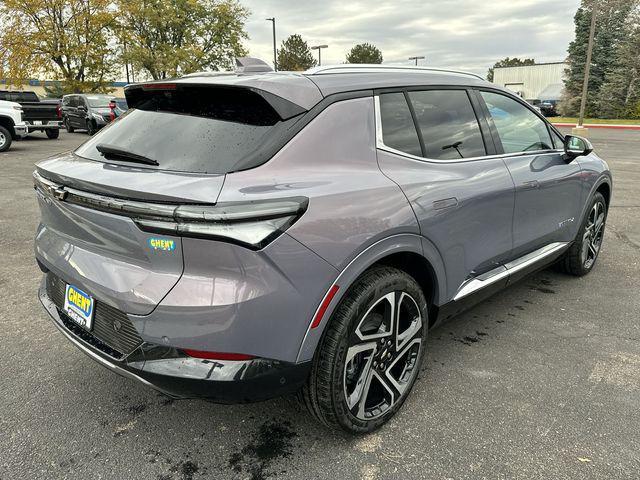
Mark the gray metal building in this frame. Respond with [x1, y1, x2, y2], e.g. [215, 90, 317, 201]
[492, 62, 566, 101]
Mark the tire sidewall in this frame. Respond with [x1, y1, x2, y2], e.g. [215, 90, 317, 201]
[0, 126, 11, 152]
[328, 268, 428, 432]
[576, 192, 607, 274]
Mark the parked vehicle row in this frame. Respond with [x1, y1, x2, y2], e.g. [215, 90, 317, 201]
[33, 61, 611, 433]
[0, 90, 128, 152]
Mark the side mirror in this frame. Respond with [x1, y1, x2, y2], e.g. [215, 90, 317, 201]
[564, 135, 593, 160]
[77, 105, 87, 112]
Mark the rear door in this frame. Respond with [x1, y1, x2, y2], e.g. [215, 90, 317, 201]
[477, 90, 583, 258]
[376, 88, 515, 301]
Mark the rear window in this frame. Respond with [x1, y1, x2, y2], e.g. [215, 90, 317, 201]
[86, 95, 112, 108]
[74, 85, 299, 174]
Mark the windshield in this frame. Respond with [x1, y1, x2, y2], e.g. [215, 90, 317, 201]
[74, 86, 300, 174]
[86, 96, 112, 108]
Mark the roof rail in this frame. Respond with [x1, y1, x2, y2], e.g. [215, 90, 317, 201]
[305, 64, 484, 80]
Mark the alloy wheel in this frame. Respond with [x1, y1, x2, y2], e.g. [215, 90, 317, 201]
[343, 291, 423, 420]
[582, 200, 606, 269]
[0, 131, 6, 149]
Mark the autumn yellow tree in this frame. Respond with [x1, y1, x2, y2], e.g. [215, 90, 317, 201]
[117, 0, 250, 80]
[0, 0, 117, 92]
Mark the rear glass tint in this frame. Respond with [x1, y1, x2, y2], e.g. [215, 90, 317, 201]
[379, 93, 422, 157]
[74, 86, 298, 174]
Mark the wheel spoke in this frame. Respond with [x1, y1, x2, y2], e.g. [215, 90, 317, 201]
[394, 292, 422, 351]
[385, 338, 421, 396]
[344, 343, 377, 410]
[355, 291, 395, 341]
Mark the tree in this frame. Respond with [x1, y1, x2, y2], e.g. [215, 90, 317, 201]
[486, 57, 535, 82]
[597, 8, 640, 118]
[277, 34, 316, 71]
[559, 0, 638, 117]
[117, 0, 249, 80]
[346, 43, 383, 64]
[0, 0, 117, 93]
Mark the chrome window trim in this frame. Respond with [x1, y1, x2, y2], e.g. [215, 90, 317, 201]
[373, 95, 564, 164]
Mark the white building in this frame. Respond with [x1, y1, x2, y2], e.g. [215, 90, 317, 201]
[492, 62, 566, 102]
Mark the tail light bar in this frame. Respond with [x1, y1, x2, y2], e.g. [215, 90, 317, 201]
[33, 171, 307, 250]
[56, 104, 62, 119]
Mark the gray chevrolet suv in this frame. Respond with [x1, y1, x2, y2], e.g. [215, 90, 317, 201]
[34, 62, 612, 433]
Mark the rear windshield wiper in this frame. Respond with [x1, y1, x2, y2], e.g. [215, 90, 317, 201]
[96, 143, 159, 166]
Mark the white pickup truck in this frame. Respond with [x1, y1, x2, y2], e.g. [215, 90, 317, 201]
[0, 100, 29, 152]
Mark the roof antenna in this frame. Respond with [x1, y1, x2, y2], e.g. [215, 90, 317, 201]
[235, 57, 273, 74]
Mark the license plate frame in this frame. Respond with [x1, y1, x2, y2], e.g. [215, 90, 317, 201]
[63, 284, 95, 330]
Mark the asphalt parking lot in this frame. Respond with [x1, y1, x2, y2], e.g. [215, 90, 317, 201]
[1, 128, 639, 480]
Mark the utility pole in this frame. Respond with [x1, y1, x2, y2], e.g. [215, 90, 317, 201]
[311, 45, 328, 66]
[576, 2, 598, 133]
[408, 56, 425, 66]
[266, 18, 277, 71]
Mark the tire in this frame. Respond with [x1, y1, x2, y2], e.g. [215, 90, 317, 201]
[64, 118, 74, 133]
[86, 120, 96, 136]
[300, 266, 428, 433]
[0, 125, 12, 152]
[45, 128, 59, 139]
[558, 192, 607, 276]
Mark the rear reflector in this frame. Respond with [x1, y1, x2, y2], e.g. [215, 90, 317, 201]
[183, 349, 255, 361]
[310, 285, 339, 329]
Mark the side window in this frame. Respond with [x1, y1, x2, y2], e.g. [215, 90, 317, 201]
[480, 91, 553, 154]
[69, 96, 78, 107]
[407, 90, 486, 160]
[550, 128, 565, 149]
[379, 93, 422, 157]
[63, 96, 70, 106]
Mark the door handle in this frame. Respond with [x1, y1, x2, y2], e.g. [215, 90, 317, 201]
[521, 180, 540, 190]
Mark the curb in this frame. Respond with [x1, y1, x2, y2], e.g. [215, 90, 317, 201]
[552, 122, 640, 131]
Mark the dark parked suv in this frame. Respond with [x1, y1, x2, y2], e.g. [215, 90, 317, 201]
[35, 62, 611, 433]
[61, 93, 115, 135]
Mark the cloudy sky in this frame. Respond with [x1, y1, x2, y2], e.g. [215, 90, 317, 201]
[241, 0, 580, 76]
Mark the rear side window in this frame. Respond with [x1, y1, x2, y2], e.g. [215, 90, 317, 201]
[408, 90, 486, 160]
[379, 93, 422, 157]
[74, 85, 300, 174]
[480, 91, 553, 154]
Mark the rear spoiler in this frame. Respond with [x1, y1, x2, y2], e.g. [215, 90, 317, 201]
[124, 82, 307, 120]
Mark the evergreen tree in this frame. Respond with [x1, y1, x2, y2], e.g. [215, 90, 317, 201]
[560, 0, 637, 117]
[346, 43, 383, 64]
[277, 34, 316, 71]
[486, 57, 535, 82]
[597, 8, 640, 118]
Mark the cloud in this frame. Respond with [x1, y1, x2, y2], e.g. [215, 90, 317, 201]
[241, 0, 579, 75]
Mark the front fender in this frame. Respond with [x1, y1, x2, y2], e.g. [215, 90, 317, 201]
[295, 233, 447, 362]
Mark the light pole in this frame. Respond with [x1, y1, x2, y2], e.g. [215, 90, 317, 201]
[311, 45, 328, 66]
[266, 18, 277, 71]
[408, 56, 425, 66]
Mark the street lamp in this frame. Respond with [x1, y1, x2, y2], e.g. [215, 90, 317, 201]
[311, 45, 329, 66]
[265, 18, 277, 71]
[408, 56, 425, 66]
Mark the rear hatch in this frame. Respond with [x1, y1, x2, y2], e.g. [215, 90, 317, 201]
[35, 82, 308, 316]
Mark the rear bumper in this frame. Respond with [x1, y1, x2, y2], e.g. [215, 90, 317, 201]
[38, 279, 311, 403]
[26, 120, 62, 131]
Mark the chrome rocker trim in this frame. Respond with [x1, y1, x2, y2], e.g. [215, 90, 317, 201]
[453, 242, 570, 301]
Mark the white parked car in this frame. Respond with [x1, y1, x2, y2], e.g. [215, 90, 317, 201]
[0, 100, 29, 152]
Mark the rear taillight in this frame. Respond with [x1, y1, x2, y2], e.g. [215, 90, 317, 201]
[33, 172, 307, 250]
[135, 198, 308, 249]
[56, 104, 61, 119]
[183, 349, 255, 361]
